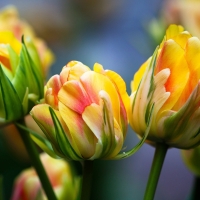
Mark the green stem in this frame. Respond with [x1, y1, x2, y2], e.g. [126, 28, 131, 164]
[81, 160, 93, 200]
[17, 119, 57, 200]
[144, 143, 168, 200]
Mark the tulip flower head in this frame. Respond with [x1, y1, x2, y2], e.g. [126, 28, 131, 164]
[129, 24, 200, 149]
[0, 5, 54, 77]
[0, 31, 43, 125]
[11, 153, 80, 200]
[31, 61, 130, 160]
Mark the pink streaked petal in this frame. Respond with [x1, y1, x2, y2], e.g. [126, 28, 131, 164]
[59, 67, 70, 85]
[45, 75, 62, 108]
[30, 104, 58, 146]
[80, 71, 121, 123]
[58, 80, 92, 114]
[59, 102, 97, 159]
[46, 75, 62, 94]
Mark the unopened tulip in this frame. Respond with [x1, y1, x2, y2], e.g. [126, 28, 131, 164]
[31, 61, 130, 160]
[129, 24, 200, 149]
[0, 31, 43, 125]
[11, 153, 80, 200]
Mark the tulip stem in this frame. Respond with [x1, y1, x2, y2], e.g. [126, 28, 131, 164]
[144, 143, 168, 200]
[81, 160, 93, 200]
[16, 119, 57, 200]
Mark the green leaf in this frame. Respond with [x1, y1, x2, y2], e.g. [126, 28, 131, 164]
[0, 65, 23, 122]
[15, 122, 59, 159]
[12, 38, 43, 109]
[22, 37, 43, 98]
[113, 104, 154, 160]
[49, 107, 81, 160]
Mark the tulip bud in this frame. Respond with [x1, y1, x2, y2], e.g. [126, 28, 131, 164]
[0, 5, 54, 77]
[11, 153, 80, 200]
[31, 61, 130, 160]
[129, 24, 200, 149]
[0, 31, 43, 125]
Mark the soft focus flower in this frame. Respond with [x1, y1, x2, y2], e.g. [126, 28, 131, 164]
[31, 61, 130, 160]
[129, 24, 200, 149]
[163, 0, 200, 40]
[181, 146, 200, 177]
[0, 5, 54, 77]
[11, 153, 80, 200]
[0, 31, 43, 125]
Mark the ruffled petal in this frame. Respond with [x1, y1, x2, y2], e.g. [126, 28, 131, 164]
[156, 39, 190, 112]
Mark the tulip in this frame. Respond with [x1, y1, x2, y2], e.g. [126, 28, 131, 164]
[129, 24, 200, 149]
[0, 5, 54, 77]
[11, 153, 80, 200]
[0, 31, 43, 125]
[162, 0, 200, 40]
[31, 61, 130, 160]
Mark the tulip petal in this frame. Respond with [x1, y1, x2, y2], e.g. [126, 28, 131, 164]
[60, 61, 91, 84]
[156, 39, 190, 112]
[82, 102, 104, 141]
[49, 107, 82, 160]
[104, 69, 129, 133]
[45, 75, 62, 108]
[175, 37, 200, 108]
[160, 82, 200, 148]
[30, 104, 59, 148]
[165, 24, 184, 40]
[58, 80, 91, 114]
[80, 71, 121, 124]
[59, 101, 97, 159]
[98, 90, 119, 158]
[130, 48, 158, 135]
[131, 58, 150, 92]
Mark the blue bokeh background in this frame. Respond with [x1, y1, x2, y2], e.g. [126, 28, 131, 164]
[0, 0, 194, 199]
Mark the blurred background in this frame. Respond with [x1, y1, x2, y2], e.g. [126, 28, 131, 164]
[0, 0, 196, 199]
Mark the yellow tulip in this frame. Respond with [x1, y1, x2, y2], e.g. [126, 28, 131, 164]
[129, 24, 200, 149]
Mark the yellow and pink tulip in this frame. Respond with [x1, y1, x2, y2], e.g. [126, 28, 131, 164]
[31, 61, 131, 160]
[11, 153, 80, 200]
[129, 24, 200, 149]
